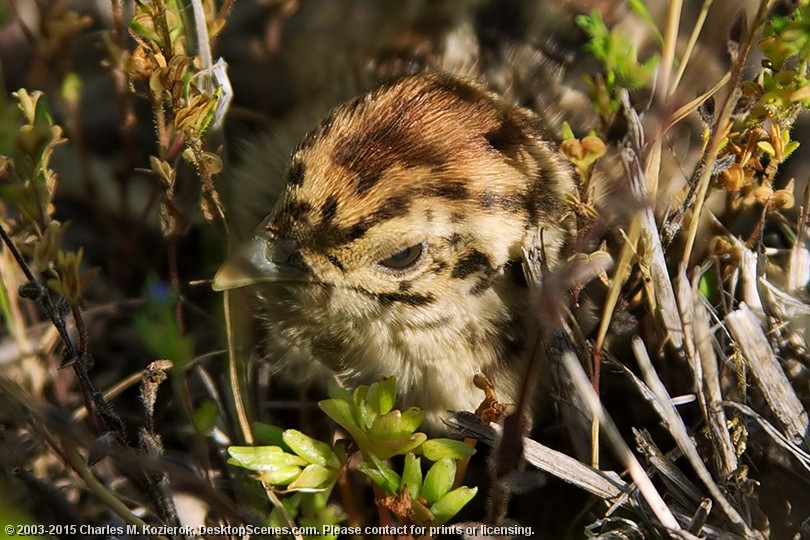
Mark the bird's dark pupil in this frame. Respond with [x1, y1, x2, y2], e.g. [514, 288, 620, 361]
[379, 243, 423, 269]
[390, 248, 413, 262]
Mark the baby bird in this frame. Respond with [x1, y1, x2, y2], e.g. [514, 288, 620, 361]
[213, 73, 576, 429]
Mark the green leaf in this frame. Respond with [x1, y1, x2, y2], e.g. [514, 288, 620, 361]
[319, 398, 370, 449]
[298, 492, 347, 540]
[256, 465, 302, 486]
[269, 493, 304, 529]
[269, 503, 295, 530]
[398, 407, 424, 433]
[370, 409, 422, 440]
[326, 381, 352, 401]
[366, 376, 396, 415]
[16, 124, 51, 158]
[697, 270, 719, 305]
[283, 429, 340, 469]
[357, 454, 401, 493]
[352, 385, 368, 407]
[368, 408, 422, 443]
[191, 399, 219, 434]
[561, 121, 575, 141]
[420, 439, 476, 461]
[252, 422, 288, 448]
[400, 453, 422, 499]
[352, 386, 378, 430]
[758, 140, 776, 156]
[13, 89, 40, 124]
[368, 432, 427, 460]
[319, 398, 359, 432]
[299, 490, 330, 516]
[355, 399, 378, 431]
[287, 464, 336, 492]
[421, 458, 456, 504]
[227, 446, 308, 471]
[430, 486, 478, 524]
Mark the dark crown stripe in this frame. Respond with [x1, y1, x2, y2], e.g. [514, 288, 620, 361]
[287, 160, 305, 186]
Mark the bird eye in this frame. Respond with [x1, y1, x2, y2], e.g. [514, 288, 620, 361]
[378, 243, 424, 270]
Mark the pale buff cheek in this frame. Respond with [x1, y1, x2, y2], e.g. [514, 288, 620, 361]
[462, 213, 527, 264]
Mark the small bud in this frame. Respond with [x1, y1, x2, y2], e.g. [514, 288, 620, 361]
[753, 185, 774, 204]
[581, 135, 607, 157]
[720, 163, 746, 191]
[560, 139, 584, 161]
[771, 189, 794, 209]
[125, 48, 154, 83]
[711, 236, 740, 265]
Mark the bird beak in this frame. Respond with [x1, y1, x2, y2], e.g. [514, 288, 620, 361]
[212, 235, 308, 291]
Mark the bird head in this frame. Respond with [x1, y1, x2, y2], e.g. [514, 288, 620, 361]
[213, 73, 575, 424]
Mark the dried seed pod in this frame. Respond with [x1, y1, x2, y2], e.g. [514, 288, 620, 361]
[720, 163, 746, 191]
[771, 189, 795, 209]
[753, 185, 774, 204]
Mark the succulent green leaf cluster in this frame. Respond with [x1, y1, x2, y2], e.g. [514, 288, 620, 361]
[268, 491, 346, 540]
[321, 378, 476, 525]
[228, 377, 478, 527]
[757, 1, 810, 116]
[1, 90, 63, 230]
[576, 10, 659, 116]
[319, 378, 427, 459]
[363, 453, 477, 525]
[761, 1, 810, 68]
[229, 429, 343, 492]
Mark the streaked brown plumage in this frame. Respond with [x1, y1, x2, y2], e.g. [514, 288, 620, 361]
[214, 73, 576, 429]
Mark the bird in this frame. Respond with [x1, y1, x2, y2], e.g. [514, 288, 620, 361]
[213, 72, 577, 430]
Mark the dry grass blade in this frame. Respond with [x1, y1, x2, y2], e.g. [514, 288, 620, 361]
[223, 289, 253, 445]
[631, 338, 762, 539]
[663, 73, 731, 135]
[676, 265, 738, 478]
[722, 401, 810, 473]
[560, 351, 690, 536]
[725, 303, 810, 448]
[621, 144, 684, 349]
[449, 412, 627, 501]
[223, 288, 304, 540]
[657, 0, 683, 101]
[634, 429, 702, 508]
[670, 0, 714, 93]
[788, 183, 810, 293]
[681, 0, 772, 267]
[693, 297, 738, 477]
[0, 378, 163, 538]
